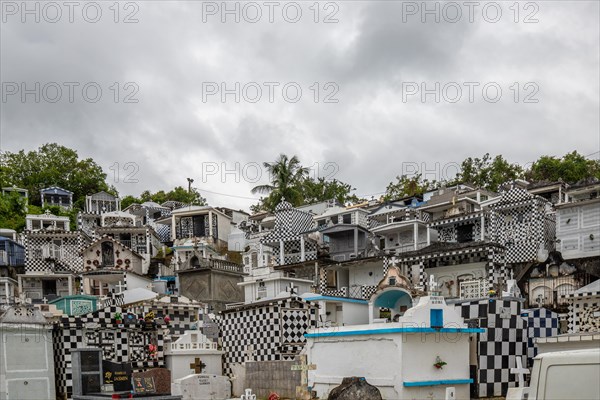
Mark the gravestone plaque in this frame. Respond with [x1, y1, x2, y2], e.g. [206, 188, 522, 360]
[103, 360, 132, 391]
[133, 376, 156, 394]
[132, 368, 172, 395]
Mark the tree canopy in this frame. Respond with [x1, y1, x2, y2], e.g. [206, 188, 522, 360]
[453, 153, 524, 192]
[381, 151, 598, 199]
[525, 151, 600, 184]
[250, 154, 360, 212]
[1, 143, 114, 207]
[382, 174, 438, 201]
[121, 186, 206, 209]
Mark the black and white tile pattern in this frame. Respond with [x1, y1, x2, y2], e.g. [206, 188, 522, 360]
[220, 296, 318, 376]
[521, 308, 560, 366]
[453, 298, 528, 398]
[53, 305, 165, 399]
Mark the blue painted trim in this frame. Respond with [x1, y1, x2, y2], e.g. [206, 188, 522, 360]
[304, 296, 369, 305]
[404, 379, 473, 387]
[305, 327, 484, 338]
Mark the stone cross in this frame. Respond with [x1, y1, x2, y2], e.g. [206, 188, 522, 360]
[287, 282, 298, 295]
[510, 357, 530, 388]
[42, 297, 48, 304]
[429, 274, 437, 292]
[115, 281, 127, 294]
[189, 357, 206, 374]
[291, 355, 316, 386]
[240, 388, 256, 400]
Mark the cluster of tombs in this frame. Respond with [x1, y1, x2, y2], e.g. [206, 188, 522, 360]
[0, 179, 599, 399]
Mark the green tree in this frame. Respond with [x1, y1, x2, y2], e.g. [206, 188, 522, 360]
[301, 177, 361, 205]
[454, 153, 523, 191]
[0, 192, 28, 231]
[1, 143, 112, 207]
[526, 151, 600, 184]
[383, 174, 437, 201]
[251, 154, 309, 211]
[120, 195, 142, 209]
[121, 186, 206, 209]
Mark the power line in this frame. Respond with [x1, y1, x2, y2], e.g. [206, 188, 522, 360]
[199, 188, 260, 201]
[584, 150, 600, 158]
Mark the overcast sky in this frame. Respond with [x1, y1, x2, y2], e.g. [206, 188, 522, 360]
[1, 0, 598, 211]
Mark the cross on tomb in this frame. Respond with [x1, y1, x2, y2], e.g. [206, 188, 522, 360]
[510, 356, 530, 388]
[42, 297, 48, 304]
[189, 357, 206, 374]
[291, 355, 316, 386]
[429, 274, 439, 294]
[240, 388, 256, 400]
[115, 281, 127, 294]
[287, 282, 298, 295]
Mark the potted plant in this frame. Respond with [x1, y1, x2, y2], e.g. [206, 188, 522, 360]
[114, 312, 122, 324]
[433, 356, 447, 370]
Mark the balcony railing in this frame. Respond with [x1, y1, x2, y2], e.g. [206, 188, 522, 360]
[322, 285, 378, 300]
[385, 241, 429, 255]
[182, 258, 244, 274]
[322, 287, 347, 298]
[166, 339, 218, 352]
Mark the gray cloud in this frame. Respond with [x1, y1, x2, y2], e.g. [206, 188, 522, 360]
[1, 0, 598, 210]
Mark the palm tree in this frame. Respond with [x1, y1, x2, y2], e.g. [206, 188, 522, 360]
[251, 154, 309, 209]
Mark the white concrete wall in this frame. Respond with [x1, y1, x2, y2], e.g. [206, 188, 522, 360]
[349, 264, 383, 287]
[306, 297, 472, 399]
[123, 273, 153, 291]
[242, 277, 313, 303]
[228, 231, 246, 252]
[557, 202, 600, 260]
[166, 352, 223, 381]
[306, 332, 470, 400]
[0, 324, 56, 400]
[217, 214, 232, 243]
[342, 302, 369, 325]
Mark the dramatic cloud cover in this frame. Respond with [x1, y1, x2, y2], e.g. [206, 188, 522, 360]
[1, 0, 598, 210]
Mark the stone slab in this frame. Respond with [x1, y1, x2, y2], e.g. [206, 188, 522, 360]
[172, 374, 231, 400]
